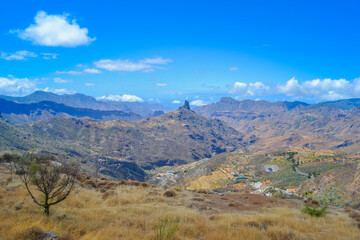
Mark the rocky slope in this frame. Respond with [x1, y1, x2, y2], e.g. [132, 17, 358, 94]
[195, 97, 360, 151]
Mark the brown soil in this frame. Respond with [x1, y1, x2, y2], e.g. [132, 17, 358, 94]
[189, 192, 299, 213]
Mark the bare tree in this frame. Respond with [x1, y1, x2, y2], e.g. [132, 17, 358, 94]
[15, 154, 77, 215]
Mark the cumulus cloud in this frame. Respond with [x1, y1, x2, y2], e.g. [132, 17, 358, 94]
[1, 50, 37, 61]
[41, 53, 58, 60]
[172, 100, 181, 104]
[227, 77, 360, 102]
[94, 57, 172, 72]
[190, 99, 207, 106]
[277, 77, 356, 101]
[55, 70, 83, 75]
[13, 11, 95, 47]
[0, 76, 36, 96]
[229, 67, 238, 71]
[228, 81, 270, 97]
[84, 68, 101, 74]
[156, 83, 168, 87]
[140, 57, 172, 64]
[96, 94, 144, 102]
[56, 68, 101, 75]
[54, 77, 71, 83]
[94, 59, 152, 72]
[42, 87, 75, 95]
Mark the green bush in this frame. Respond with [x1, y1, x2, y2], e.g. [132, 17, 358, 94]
[317, 186, 343, 207]
[302, 204, 327, 217]
[154, 218, 179, 240]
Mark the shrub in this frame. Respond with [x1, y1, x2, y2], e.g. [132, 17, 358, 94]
[82, 180, 97, 189]
[302, 204, 327, 217]
[196, 189, 209, 194]
[140, 182, 150, 188]
[154, 218, 179, 240]
[128, 181, 141, 186]
[317, 186, 343, 207]
[163, 190, 176, 197]
[119, 180, 128, 185]
[105, 181, 119, 189]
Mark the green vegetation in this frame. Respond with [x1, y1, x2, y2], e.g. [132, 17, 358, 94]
[154, 218, 179, 240]
[318, 186, 344, 207]
[298, 163, 341, 176]
[302, 204, 327, 217]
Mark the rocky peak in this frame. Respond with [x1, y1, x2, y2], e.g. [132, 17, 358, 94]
[180, 100, 191, 110]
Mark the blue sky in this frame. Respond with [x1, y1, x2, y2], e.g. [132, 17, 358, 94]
[1, 0, 360, 107]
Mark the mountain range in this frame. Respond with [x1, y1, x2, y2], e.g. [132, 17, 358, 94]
[194, 97, 360, 151]
[0, 91, 170, 117]
[0, 101, 246, 180]
[1, 91, 360, 182]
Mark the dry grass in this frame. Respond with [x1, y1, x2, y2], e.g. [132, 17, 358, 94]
[0, 174, 359, 240]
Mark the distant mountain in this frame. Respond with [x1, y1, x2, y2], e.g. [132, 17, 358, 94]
[194, 97, 360, 151]
[0, 98, 142, 124]
[0, 91, 170, 117]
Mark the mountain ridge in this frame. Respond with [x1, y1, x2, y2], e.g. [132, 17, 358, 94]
[0, 91, 170, 117]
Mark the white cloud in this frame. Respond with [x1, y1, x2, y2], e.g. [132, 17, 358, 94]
[277, 77, 355, 101]
[41, 53, 58, 60]
[156, 83, 168, 87]
[172, 100, 181, 104]
[55, 70, 83, 75]
[149, 98, 160, 103]
[85, 83, 95, 86]
[190, 99, 207, 106]
[229, 67, 238, 71]
[94, 59, 152, 72]
[54, 77, 71, 83]
[1, 50, 37, 61]
[140, 57, 172, 64]
[56, 68, 101, 75]
[0, 76, 36, 96]
[42, 87, 75, 95]
[228, 81, 270, 97]
[96, 94, 144, 102]
[94, 57, 172, 72]
[227, 77, 360, 101]
[14, 11, 95, 47]
[84, 68, 101, 74]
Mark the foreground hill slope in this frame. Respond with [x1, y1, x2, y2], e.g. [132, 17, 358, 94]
[0, 170, 359, 240]
[195, 97, 360, 151]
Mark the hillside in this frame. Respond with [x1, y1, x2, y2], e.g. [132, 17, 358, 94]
[0, 98, 142, 124]
[0, 170, 359, 240]
[0, 116, 38, 151]
[195, 97, 360, 151]
[0, 91, 170, 117]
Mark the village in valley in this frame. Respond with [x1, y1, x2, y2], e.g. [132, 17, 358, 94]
[148, 147, 353, 200]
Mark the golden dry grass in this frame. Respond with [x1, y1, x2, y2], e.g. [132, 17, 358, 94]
[0, 173, 359, 240]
